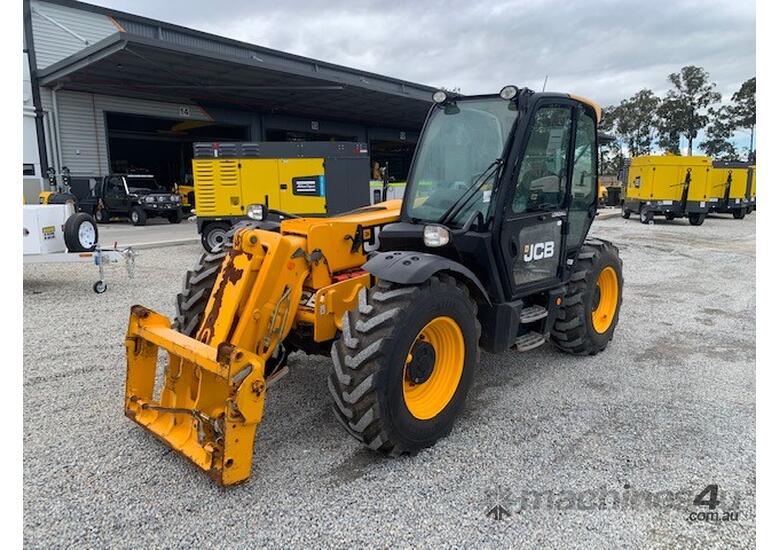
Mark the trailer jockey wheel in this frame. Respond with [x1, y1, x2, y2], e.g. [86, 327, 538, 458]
[93, 281, 107, 294]
[639, 205, 653, 224]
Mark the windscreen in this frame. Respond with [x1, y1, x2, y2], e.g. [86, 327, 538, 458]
[126, 176, 161, 191]
[405, 98, 518, 223]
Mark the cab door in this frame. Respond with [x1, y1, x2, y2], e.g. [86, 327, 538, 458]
[498, 102, 574, 296]
[567, 107, 598, 252]
[104, 176, 127, 212]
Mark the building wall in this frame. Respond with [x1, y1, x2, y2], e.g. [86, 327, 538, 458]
[40, 89, 214, 177]
[29, 0, 117, 69]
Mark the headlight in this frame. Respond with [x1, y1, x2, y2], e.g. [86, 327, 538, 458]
[246, 204, 266, 221]
[500, 85, 519, 100]
[432, 90, 448, 104]
[423, 225, 450, 247]
[144, 196, 155, 203]
[173, 195, 181, 203]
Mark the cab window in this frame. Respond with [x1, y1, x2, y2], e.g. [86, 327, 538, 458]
[511, 105, 572, 214]
[106, 176, 125, 195]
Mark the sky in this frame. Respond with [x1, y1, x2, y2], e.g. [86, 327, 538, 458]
[91, 0, 756, 148]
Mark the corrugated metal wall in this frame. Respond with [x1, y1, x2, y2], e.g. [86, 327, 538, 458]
[29, 0, 117, 69]
[40, 89, 210, 177]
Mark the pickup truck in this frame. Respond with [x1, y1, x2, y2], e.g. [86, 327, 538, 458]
[79, 174, 183, 226]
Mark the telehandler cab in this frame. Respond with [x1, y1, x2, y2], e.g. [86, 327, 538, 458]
[124, 86, 623, 485]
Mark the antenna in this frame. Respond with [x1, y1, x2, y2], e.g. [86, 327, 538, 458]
[542, 75, 549, 91]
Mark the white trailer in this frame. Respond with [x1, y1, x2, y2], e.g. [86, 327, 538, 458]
[23, 204, 135, 293]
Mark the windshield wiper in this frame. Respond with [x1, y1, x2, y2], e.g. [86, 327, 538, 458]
[437, 158, 503, 226]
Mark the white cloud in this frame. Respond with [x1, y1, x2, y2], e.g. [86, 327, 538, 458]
[92, 0, 755, 107]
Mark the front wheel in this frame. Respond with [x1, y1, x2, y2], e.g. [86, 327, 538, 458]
[167, 208, 183, 224]
[621, 206, 631, 219]
[550, 239, 623, 355]
[733, 208, 746, 220]
[129, 206, 147, 226]
[329, 274, 480, 455]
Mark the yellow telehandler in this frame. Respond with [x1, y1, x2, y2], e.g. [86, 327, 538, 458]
[124, 86, 623, 485]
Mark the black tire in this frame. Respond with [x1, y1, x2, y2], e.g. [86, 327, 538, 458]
[173, 249, 228, 336]
[201, 222, 232, 252]
[94, 208, 110, 224]
[93, 281, 107, 294]
[550, 239, 623, 356]
[130, 206, 147, 226]
[664, 212, 675, 221]
[688, 212, 705, 226]
[329, 274, 480, 455]
[167, 208, 183, 224]
[621, 206, 631, 219]
[639, 205, 653, 224]
[733, 208, 746, 220]
[63, 212, 98, 252]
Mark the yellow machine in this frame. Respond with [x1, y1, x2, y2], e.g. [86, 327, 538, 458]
[124, 86, 624, 486]
[706, 161, 755, 219]
[126, 202, 400, 484]
[622, 155, 711, 225]
[174, 183, 196, 211]
[751, 164, 757, 211]
[193, 142, 370, 251]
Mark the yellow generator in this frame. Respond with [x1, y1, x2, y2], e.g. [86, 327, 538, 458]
[622, 155, 711, 225]
[706, 161, 755, 219]
[750, 164, 757, 211]
[193, 142, 370, 251]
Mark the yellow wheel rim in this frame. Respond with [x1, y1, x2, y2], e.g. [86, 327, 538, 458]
[402, 316, 465, 420]
[592, 266, 619, 334]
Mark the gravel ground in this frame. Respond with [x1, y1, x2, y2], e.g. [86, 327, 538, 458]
[23, 213, 755, 548]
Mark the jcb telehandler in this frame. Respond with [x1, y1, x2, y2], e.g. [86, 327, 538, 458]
[124, 86, 623, 485]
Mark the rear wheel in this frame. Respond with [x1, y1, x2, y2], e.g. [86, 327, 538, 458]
[94, 208, 110, 224]
[550, 239, 623, 355]
[688, 212, 705, 226]
[639, 205, 653, 224]
[329, 275, 480, 455]
[733, 208, 746, 220]
[621, 206, 631, 219]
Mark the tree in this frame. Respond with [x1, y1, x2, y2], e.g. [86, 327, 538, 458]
[602, 89, 660, 157]
[664, 66, 721, 155]
[656, 96, 684, 154]
[700, 106, 738, 160]
[728, 77, 756, 162]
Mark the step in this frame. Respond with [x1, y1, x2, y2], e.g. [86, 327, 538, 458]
[514, 331, 546, 352]
[519, 305, 548, 324]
